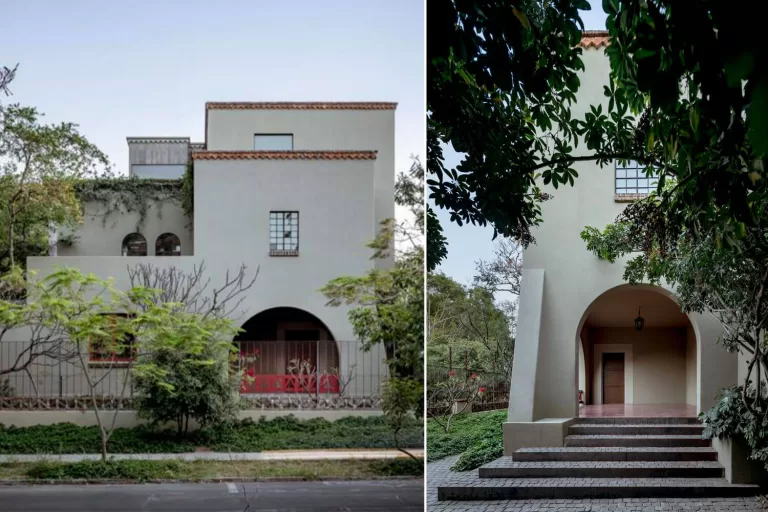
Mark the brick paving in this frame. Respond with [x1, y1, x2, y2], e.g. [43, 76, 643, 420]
[427, 456, 765, 511]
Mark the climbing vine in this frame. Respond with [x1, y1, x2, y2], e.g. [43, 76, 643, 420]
[74, 178, 184, 233]
[181, 162, 194, 221]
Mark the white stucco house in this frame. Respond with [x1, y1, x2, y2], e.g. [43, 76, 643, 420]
[437, 32, 762, 502]
[3, 101, 396, 408]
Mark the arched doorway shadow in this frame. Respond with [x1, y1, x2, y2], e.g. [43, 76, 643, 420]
[574, 284, 699, 419]
[235, 307, 340, 394]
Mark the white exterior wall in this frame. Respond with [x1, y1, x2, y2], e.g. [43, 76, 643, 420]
[507, 46, 738, 423]
[13, 105, 395, 401]
[205, 108, 395, 267]
[58, 200, 192, 257]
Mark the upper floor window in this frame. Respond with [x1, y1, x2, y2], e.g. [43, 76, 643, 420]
[122, 233, 147, 256]
[269, 211, 299, 256]
[155, 233, 181, 256]
[615, 160, 659, 196]
[254, 134, 293, 151]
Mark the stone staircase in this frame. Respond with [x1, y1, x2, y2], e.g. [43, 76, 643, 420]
[437, 416, 761, 501]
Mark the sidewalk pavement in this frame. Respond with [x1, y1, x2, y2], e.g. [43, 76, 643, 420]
[0, 448, 424, 463]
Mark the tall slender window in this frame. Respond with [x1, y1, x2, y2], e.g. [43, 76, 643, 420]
[269, 211, 299, 256]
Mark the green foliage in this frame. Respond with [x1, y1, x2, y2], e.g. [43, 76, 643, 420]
[427, 273, 514, 376]
[133, 338, 242, 436]
[451, 436, 503, 472]
[73, 177, 183, 233]
[181, 161, 194, 220]
[426, 409, 505, 463]
[429, 0, 768, 270]
[426, 205, 447, 272]
[428, 0, 588, 252]
[367, 458, 424, 477]
[700, 386, 750, 442]
[0, 103, 109, 270]
[0, 416, 424, 454]
[26, 459, 183, 482]
[321, 158, 424, 379]
[382, 377, 424, 456]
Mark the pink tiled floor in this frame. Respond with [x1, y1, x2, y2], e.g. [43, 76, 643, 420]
[579, 403, 697, 418]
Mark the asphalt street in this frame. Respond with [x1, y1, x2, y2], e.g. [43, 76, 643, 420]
[0, 480, 424, 511]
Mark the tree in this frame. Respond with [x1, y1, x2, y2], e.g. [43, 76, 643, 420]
[474, 238, 523, 299]
[0, 64, 17, 97]
[427, 273, 515, 377]
[428, 0, 768, 271]
[0, 104, 110, 270]
[321, 158, 425, 460]
[581, 193, 768, 461]
[18, 267, 238, 461]
[0, 268, 76, 392]
[321, 159, 425, 379]
[428, 0, 589, 267]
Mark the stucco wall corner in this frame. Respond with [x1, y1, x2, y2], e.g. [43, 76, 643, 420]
[507, 269, 545, 423]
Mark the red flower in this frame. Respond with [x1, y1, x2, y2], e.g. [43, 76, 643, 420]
[470, 373, 478, 380]
[448, 370, 456, 377]
[478, 386, 486, 393]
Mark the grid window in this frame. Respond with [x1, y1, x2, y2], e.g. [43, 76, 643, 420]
[615, 160, 659, 195]
[269, 211, 299, 255]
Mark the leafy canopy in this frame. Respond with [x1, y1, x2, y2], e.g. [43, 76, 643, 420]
[428, 0, 768, 268]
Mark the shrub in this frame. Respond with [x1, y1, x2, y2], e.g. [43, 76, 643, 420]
[26, 459, 183, 481]
[451, 437, 503, 471]
[134, 342, 241, 435]
[700, 385, 768, 470]
[427, 409, 505, 462]
[368, 458, 424, 476]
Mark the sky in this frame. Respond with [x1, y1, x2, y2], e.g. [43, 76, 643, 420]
[4, 0, 425, 220]
[430, 2, 607, 288]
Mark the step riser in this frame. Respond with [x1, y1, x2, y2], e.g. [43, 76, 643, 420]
[438, 486, 758, 501]
[565, 438, 711, 448]
[576, 417, 700, 425]
[514, 452, 718, 462]
[570, 426, 703, 435]
[479, 467, 723, 479]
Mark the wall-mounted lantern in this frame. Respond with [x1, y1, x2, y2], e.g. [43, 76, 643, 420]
[635, 306, 645, 331]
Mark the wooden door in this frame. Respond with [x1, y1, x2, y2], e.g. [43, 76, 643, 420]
[602, 353, 625, 404]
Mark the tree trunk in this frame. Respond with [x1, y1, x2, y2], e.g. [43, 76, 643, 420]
[8, 215, 14, 269]
[100, 433, 108, 463]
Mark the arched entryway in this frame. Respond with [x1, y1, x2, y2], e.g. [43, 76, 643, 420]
[576, 285, 698, 418]
[235, 307, 340, 394]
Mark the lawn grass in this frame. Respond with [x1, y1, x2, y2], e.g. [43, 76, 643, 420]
[0, 416, 423, 454]
[0, 458, 424, 482]
[427, 409, 505, 468]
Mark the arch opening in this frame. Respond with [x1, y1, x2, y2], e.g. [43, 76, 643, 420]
[122, 233, 147, 256]
[576, 285, 698, 418]
[235, 307, 340, 394]
[155, 233, 181, 256]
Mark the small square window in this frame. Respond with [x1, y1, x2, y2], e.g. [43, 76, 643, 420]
[269, 211, 299, 256]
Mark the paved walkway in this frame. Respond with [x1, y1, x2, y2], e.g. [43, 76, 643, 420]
[427, 455, 764, 511]
[0, 448, 423, 463]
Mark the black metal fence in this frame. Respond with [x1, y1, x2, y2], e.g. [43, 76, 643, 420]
[426, 363, 510, 416]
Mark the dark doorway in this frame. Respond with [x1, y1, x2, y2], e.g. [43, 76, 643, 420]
[602, 353, 625, 404]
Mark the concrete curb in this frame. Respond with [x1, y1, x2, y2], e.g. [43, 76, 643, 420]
[0, 475, 424, 486]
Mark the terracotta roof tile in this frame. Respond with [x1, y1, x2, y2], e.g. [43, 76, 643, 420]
[579, 30, 610, 48]
[192, 150, 377, 161]
[206, 102, 397, 111]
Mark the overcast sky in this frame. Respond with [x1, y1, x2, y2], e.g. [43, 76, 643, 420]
[430, 2, 607, 288]
[5, 0, 425, 221]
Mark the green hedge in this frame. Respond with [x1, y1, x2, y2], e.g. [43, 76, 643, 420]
[427, 409, 505, 469]
[0, 416, 423, 454]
